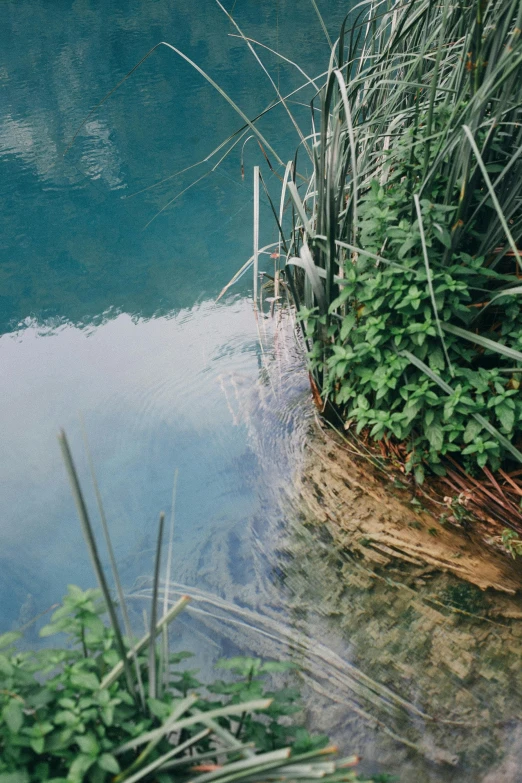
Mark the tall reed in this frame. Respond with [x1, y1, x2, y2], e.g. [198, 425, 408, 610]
[275, 0, 522, 480]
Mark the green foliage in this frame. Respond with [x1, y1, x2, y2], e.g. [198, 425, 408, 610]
[307, 164, 522, 476]
[0, 588, 352, 783]
[208, 658, 328, 753]
[282, 0, 522, 479]
[501, 528, 522, 559]
[26, 432, 365, 783]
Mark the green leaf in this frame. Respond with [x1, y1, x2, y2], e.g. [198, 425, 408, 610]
[340, 313, 356, 341]
[357, 394, 370, 411]
[148, 698, 171, 720]
[428, 347, 445, 371]
[0, 654, 14, 676]
[426, 423, 444, 451]
[30, 736, 45, 754]
[67, 754, 95, 783]
[82, 614, 105, 637]
[0, 773, 29, 783]
[3, 699, 24, 734]
[496, 402, 515, 432]
[463, 419, 482, 444]
[76, 732, 100, 756]
[70, 671, 100, 691]
[424, 409, 435, 427]
[0, 632, 21, 650]
[54, 711, 78, 726]
[101, 706, 114, 726]
[98, 754, 120, 774]
[39, 624, 62, 638]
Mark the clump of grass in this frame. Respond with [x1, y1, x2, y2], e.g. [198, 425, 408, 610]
[275, 0, 522, 484]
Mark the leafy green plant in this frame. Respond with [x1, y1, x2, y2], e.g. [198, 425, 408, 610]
[0, 589, 356, 783]
[68, 0, 522, 482]
[271, 0, 522, 480]
[500, 528, 522, 558]
[208, 658, 329, 754]
[0, 431, 365, 782]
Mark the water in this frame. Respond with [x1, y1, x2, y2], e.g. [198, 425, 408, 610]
[0, 0, 344, 619]
[2, 3, 522, 781]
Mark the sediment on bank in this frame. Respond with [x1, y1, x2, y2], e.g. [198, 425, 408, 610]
[298, 419, 522, 597]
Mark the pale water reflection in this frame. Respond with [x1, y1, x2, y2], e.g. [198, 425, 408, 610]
[0, 299, 268, 625]
[2, 1, 521, 781]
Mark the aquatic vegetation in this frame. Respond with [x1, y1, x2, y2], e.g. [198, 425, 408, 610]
[0, 589, 359, 783]
[270, 0, 522, 482]
[0, 432, 364, 783]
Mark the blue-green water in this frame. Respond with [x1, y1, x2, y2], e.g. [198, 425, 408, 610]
[2, 4, 522, 781]
[0, 0, 345, 623]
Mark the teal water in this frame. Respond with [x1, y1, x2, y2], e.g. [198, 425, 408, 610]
[3, 4, 522, 782]
[0, 0, 346, 624]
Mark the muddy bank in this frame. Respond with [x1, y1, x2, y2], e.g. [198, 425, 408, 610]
[299, 421, 522, 596]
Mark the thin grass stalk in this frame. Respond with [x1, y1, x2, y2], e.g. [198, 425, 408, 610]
[216, 1, 312, 160]
[161, 468, 178, 694]
[423, 0, 450, 174]
[100, 594, 190, 690]
[57, 430, 137, 703]
[148, 511, 165, 701]
[413, 194, 453, 376]
[79, 417, 145, 709]
[191, 709, 256, 759]
[113, 695, 200, 783]
[122, 729, 211, 783]
[253, 166, 260, 309]
[160, 744, 256, 772]
[115, 699, 273, 755]
[187, 749, 291, 783]
[463, 124, 522, 268]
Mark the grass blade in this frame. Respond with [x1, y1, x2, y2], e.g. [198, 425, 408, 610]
[161, 468, 179, 694]
[79, 417, 145, 708]
[414, 194, 454, 375]
[100, 595, 190, 690]
[114, 695, 199, 783]
[254, 166, 260, 308]
[115, 699, 273, 755]
[441, 322, 522, 363]
[57, 430, 137, 702]
[148, 511, 165, 700]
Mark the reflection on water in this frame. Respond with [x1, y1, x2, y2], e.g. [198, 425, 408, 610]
[0, 0, 349, 617]
[2, 1, 522, 781]
[130, 322, 522, 783]
[0, 299, 267, 624]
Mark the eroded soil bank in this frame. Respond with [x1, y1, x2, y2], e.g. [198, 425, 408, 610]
[299, 422, 522, 596]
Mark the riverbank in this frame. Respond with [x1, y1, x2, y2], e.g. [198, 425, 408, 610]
[299, 420, 522, 596]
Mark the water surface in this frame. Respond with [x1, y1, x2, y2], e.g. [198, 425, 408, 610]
[0, 0, 346, 619]
[1, 3, 521, 782]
